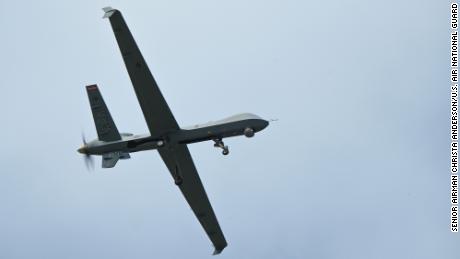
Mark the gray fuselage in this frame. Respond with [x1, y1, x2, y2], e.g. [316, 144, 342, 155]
[82, 113, 268, 155]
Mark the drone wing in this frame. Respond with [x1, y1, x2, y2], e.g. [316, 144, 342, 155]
[103, 7, 179, 137]
[103, 7, 227, 254]
[158, 144, 228, 254]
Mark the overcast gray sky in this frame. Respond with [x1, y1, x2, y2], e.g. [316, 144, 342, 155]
[0, 0, 456, 258]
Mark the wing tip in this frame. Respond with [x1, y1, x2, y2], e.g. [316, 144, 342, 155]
[212, 245, 226, 255]
[102, 6, 117, 18]
[212, 248, 223, 255]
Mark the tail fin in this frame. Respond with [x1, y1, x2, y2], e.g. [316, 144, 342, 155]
[102, 152, 131, 168]
[86, 85, 121, 142]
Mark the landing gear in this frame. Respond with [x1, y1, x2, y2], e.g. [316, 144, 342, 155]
[213, 138, 229, 156]
[173, 165, 183, 185]
[174, 177, 183, 186]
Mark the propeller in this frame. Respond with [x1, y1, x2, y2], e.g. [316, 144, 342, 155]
[80, 133, 95, 171]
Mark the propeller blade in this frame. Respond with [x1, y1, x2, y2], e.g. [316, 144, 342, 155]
[81, 132, 87, 145]
[81, 132, 94, 171]
[84, 154, 95, 171]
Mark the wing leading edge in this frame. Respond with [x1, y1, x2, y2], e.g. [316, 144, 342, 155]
[102, 7, 227, 254]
